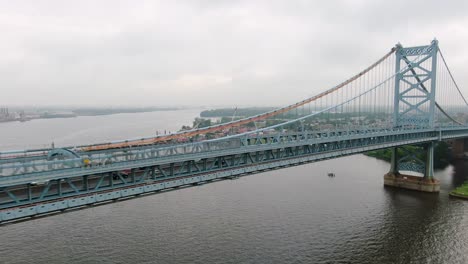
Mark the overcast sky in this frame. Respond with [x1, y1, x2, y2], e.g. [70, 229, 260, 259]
[1, 0, 468, 107]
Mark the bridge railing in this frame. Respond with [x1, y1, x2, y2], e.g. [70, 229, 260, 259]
[0, 124, 444, 178]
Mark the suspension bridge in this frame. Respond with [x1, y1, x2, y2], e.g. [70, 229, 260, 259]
[1, 39, 468, 223]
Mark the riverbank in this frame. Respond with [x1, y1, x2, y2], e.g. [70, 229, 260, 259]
[72, 107, 181, 116]
[450, 182, 468, 199]
[0, 107, 183, 123]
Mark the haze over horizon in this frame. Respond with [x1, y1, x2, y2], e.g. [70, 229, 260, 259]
[2, 0, 468, 108]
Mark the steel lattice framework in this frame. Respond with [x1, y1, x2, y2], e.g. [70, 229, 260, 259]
[394, 41, 438, 127]
[1, 40, 468, 223]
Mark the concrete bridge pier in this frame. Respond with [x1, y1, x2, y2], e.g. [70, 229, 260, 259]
[384, 142, 440, 193]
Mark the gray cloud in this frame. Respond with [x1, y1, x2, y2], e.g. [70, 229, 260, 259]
[1, 0, 467, 107]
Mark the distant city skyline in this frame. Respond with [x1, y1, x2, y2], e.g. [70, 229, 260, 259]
[1, 0, 468, 107]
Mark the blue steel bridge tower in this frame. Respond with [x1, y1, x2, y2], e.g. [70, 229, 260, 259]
[386, 40, 439, 191]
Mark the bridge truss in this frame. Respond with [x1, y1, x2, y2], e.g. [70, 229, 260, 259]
[1, 40, 468, 223]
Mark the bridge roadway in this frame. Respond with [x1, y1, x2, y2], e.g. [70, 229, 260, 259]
[0, 125, 467, 222]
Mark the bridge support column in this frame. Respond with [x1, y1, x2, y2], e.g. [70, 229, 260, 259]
[389, 147, 398, 174]
[384, 143, 440, 193]
[424, 142, 435, 181]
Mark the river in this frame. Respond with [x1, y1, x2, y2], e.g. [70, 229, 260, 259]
[0, 109, 468, 264]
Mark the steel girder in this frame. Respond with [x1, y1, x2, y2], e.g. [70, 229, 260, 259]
[389, 141, 436, 178]
[2, 127, 468, 222]
[2, 126, 468, 188]
[0, 126, 445, 178]
[396, 145, 427, 175]
[0, 128, 439, 210]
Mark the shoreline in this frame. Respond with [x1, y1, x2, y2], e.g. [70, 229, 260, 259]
[449, 183, 468, 200]
[0, 108, 184, 123]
